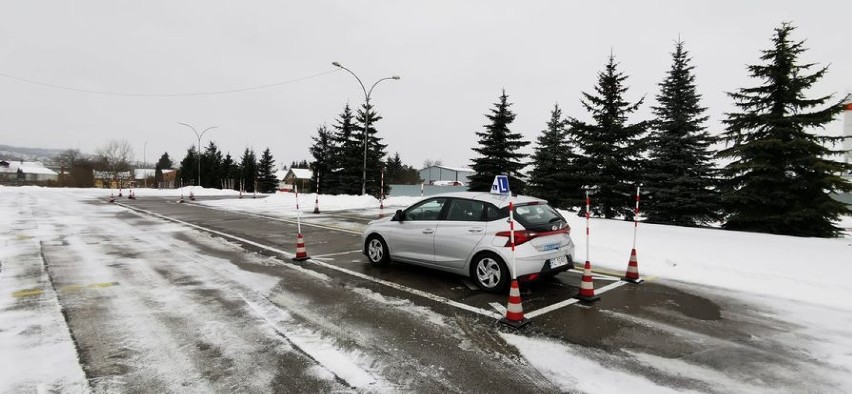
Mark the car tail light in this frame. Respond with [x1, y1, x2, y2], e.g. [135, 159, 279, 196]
[496, 227, 569, 247]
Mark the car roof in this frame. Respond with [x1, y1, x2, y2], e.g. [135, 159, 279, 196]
[422, 192, 546, 208]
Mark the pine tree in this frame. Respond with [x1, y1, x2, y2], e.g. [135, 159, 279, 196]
[468, 90, 530, 193]
[221, 153, 238, 190]
[385, 152, 421, 185]
[330, 104, 362, 195]
[309, 124, 335, 194]
[239, 148, 257, 193]
[156, 152, 173, 170]
[201, 141, 223, 188]
[354, 103, 389, 197]
[528, 104, 582, 208]
[256, 148, 278, 193]
[154, 152, 172, 186]
[644, 40, 720, 226]
[179, 146, 198, 186]
[719, 23, 851, 237]
[568, 54, 647, 218]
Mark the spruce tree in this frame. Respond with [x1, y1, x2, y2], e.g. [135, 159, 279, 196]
[201, 141, 223, 188]
[644, 40, 720, 226]
[156, 152, 173, 170]
[309, 124, 335, 194]
[468, 90, 529, 193]
[568, 54, 647, 218]
[239, 148, 257, 193]
[256, 148, 278, 193]
[179, 146, 198, 186]
[221, 153, 238, 190]
[528, 104, 582, 208]
[330, 104, 362, 195]
[719, 23, 851, 237]
[354, 103, 389, 197]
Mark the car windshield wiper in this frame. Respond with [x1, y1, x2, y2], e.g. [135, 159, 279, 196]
[548, 217, 562, 223]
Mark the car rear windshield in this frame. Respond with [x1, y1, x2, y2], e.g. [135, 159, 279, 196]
[506, 203, 566, 231]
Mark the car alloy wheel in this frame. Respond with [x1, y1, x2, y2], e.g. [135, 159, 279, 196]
[472, 253, 508, 292]
[366, 236, 389, 265]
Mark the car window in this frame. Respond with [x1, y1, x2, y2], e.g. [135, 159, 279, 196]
[446, 199, 486, 221]
[405, 198, 447, 221]
[486, 204, 505, 221]
[510, 203, 565, 230]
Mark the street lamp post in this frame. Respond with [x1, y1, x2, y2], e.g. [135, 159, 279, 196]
[332, 62, 400, 196]
[179, 123, 218, 188]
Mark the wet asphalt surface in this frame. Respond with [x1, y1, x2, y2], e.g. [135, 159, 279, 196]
[4, 191, 844, 393]
[113, 195, 835, 392]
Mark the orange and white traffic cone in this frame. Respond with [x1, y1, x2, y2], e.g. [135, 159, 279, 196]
[313, 195, 320, 214]
[190, 191, 195, 201]
[108, 193, 115, 203]
[499, 279, 531, 328]
[178, 193, 185, 204]
[577, 261, 600, 302]
[292, 233, 309, 261]
[128, 190, 136, 200]
[622, 248, 644, 284]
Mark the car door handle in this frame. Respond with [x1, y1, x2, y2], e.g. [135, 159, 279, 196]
[468, 228, 483, 233]
[423, 229, 434, 234]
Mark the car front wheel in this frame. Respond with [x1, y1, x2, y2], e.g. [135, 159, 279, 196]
[471, 253, 509, 293]
[366, 235, 390, 265]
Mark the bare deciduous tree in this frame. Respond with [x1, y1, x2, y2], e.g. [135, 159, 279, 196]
[96, 140, 134, 185]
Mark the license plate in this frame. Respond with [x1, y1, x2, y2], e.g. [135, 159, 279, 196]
[549, 255, 568, 268]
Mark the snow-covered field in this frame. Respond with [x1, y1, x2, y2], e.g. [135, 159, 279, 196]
[3, 186, 852, 392]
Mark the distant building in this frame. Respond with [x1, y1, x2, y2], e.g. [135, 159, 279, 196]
[93, 171, 132, 189]
[282, 168, 313, 192]
[0, 160, 58, 183]
[418, 165, 474, 185]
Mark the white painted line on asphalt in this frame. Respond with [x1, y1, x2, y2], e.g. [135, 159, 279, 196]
[118, 203, 503, 320]
[489, 302, 507, 315]
[525, 280, 629, 318]
[181, 202, 365, 235]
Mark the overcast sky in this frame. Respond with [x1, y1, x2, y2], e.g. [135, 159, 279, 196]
[0, 1, 849, 170]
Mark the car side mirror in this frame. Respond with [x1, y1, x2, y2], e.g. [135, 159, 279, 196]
[392, 209, 404, 222]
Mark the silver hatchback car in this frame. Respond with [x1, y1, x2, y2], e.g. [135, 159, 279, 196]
[361, 192, 575, 293]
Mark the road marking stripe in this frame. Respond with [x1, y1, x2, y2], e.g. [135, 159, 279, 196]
[525, 280, 629, 318]
[177, 202, 364, 235]
[12, 288, 44, 298]
[489, 302, 507, 315]
[118, 203, 503, 320]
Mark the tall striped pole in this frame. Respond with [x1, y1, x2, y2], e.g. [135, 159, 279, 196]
[577, 189, 600, 301]
[632, 185, 640, 249]
[499, 199, 530, 328]
[585, 190, 590, 263]
[313, 172, 320, 214]
[509, 201, 516, 280]
[380, 170, 385, 210]
[295, 185, 301, 234]
[623, 185, 644, 283]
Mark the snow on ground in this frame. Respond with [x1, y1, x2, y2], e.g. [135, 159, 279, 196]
[199, 190, 421, 215]
[558, 210, 852, 312]
[4, 187, 851, 392]
[180, 189, 852, 391]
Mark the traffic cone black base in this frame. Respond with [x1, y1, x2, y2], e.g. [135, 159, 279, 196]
[499, 316, 532, 329]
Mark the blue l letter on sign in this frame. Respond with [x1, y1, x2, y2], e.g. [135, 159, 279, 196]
[490, 175, 510, 195]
